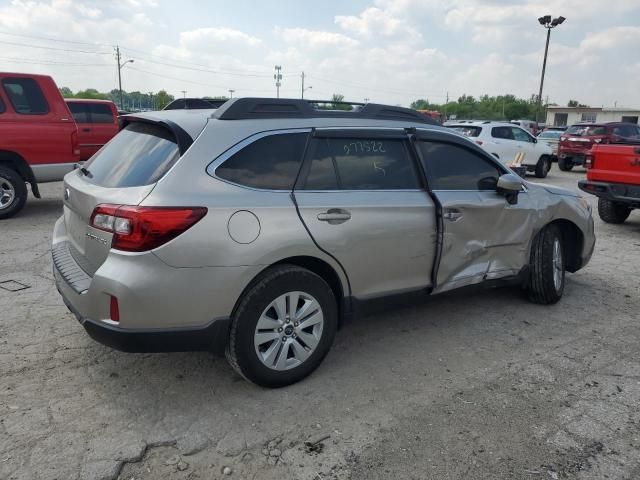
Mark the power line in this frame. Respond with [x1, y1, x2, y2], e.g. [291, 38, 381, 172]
[0, 30, 113, 48]
[127, 55, 277, 78]
[0, 39, 112, 55]
[0, 56, 111, 67]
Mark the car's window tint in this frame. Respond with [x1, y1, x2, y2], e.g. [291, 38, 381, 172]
[216, 133, 307, 190]
[303, 137, 419, 190]
[2, 77, 49, 114]
[83, 122, 179, 187]
[67, 102, 89, 123]
[511, 127, 532, 142]
[491, 126, 514, 140]
[89, 103, 114, 123]
[419, 141, 502, 191]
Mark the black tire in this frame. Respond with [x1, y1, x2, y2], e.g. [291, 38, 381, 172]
[598, 198, 631, 224]
[557, 157, 573, 171]
[527, 224, 565, 305]
[535, 155, 551, 178]
[226, 265, 338, 388]
[0, 166, 27, 220]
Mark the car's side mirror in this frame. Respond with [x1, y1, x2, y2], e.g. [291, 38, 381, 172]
[496, 173, 523, 205]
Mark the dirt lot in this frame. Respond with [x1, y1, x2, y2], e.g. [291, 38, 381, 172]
[1, 169, 639, 480]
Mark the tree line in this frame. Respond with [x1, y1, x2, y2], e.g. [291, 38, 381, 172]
[59, 87, 176, 111]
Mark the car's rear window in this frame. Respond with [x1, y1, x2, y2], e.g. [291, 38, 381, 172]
[539, 131, 562, 139]
[447, 126, 481, 137]
[83, 122, 179, 187]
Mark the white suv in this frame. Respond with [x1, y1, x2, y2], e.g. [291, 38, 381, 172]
[446, 121, 554, 178]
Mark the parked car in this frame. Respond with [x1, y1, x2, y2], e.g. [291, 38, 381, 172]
[578, 142, 640, 223]
[163, 98, 227, 110]
[558, 122, 640, 171]
[445, 121, 554, 178]
[65, 99, 120, 161]
[52, 98, 595, 387]
[0, 72, 80, 219]
[511, 119, 538, 135]
[537, 130, 562, 160]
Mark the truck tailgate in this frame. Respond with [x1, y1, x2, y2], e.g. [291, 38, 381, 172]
[588, 144, 640, 184]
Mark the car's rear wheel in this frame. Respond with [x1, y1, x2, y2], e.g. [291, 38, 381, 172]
[226, 265, 337, 387]
[527, 224, 565, 305]
[535, 155, 551, 178]
[598, 198, 631, 224]
[557, 157, 573, 171]
[0, 166, 27, 220]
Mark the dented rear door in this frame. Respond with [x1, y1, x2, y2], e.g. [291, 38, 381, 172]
[415, 138, 535, 292]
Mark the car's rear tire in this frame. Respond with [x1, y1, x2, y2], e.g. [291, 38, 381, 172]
[0, 166, 27, 220]
[535, 155, 551, 178]
[557, 157, 573, 171]
[226, 265, 338, 387]
[598, 198, 631, 224]
[527, 224, 565, 305]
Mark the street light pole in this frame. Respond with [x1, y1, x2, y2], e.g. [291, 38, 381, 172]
[115, 46, 134, 110]
[228, 89, 235, 99]
[274, 65, 282, 98]
[536, 15, 565, 125]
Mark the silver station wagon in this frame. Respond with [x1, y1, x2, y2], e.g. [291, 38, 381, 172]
[53, 98, 595, 387]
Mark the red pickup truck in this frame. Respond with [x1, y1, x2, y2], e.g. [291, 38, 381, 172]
[0, 72, 80, 219]
[65, 99, 119, 161]
[578, 143, 640, 223]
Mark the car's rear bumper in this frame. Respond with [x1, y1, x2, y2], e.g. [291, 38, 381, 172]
[559, 151, 586, 165]
[578, 180, 640, 207]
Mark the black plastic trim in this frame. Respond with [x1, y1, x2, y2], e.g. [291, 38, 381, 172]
[578, 179, 640, 206]
[120, 116, 194, 155]
[214, 98, 437, 125]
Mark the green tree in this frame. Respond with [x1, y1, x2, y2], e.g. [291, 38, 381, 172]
[59, 87, 74, 98]
[74, 88, 108, 100]
[330, 93, 351, 110]
[154, 90, 174, 109]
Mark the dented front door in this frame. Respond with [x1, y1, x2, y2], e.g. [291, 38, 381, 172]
[414, 137, 536, 293]
[432, 190, 535, 292]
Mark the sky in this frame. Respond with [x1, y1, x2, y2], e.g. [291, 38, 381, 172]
[1, 0, 639, 108]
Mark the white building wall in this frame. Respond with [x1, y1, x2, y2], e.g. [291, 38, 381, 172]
[546, 109, 640, 126]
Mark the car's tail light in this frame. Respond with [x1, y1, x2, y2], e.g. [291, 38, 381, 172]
[475, 140, 483, 145]
[585, 152, 594, 169]
[110, 295, 120, 322]
[560, 136, 567, 142]
[90, 204, 207, 252]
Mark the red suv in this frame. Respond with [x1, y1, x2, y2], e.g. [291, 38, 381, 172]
[65, 99, 120, 161]
[558, 122, 640, 171]
[0, 72, 80, 219]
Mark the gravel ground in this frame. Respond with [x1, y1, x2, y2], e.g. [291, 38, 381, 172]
[1, 168, 639, 480]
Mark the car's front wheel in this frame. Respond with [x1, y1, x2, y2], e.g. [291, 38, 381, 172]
[557, 157, 573, 171]
[226, 265, 337, 387]
[527, 224, 565, 305]
[598, 198, 631, 224]
[535, 155, 551, 178]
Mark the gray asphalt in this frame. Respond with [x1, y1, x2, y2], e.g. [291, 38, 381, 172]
[1, 168, 639, 480]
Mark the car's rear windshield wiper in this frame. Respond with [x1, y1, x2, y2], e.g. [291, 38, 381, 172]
[75, 164, 93, 178]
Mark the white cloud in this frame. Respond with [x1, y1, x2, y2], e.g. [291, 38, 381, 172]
[180, 27, 262, 49]
[277, 27, 359, 49]
[335, 6, 421, 41]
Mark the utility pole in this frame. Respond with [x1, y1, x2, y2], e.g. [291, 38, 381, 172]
[274, 65, 282, 98]
[148, 91, 153, 110]
[364, 98, 370, 103]
[228, 89, 235, 99]
[181, 90, 187, 99]
[536, 15, 566, 124]
[115, 46, 134, 110]
[301, 71, 304, 99]
[444, 91, 449, 120]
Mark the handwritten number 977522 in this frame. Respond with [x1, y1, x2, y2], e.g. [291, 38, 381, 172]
[343, 141, 386, 155]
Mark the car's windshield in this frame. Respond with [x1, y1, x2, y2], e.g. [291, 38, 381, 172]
[447, 126, 482, 137]
[539, 131, 562, 139]
[566, 125, 607, 136]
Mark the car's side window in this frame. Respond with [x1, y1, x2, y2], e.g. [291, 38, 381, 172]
[302, 137, 420, 190]
[418, 141, 502, 191]
[215, 132, 308, 190]
[89, 103, 115, 123]
[1, 78, 49, 115]
[67, 103, 89, 123]
[511, 127, 533, 142]
[491, 126, 514, 140]
[0, 96, 5, 114]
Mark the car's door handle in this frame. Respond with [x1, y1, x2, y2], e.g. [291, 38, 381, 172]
[443, 210, 463, 221]
[317, 209, 351, 224]
[82, 128, 91, 132]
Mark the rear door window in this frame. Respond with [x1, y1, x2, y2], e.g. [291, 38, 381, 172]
[215, 133, 308, 190]
[491, 126, 514, 140]
[88, 103, 115, 123]
[2, 77, 49, 114]
[302, 137, 420, 190]
[67, 102, 89, 123]
[83, 122, 180, 187]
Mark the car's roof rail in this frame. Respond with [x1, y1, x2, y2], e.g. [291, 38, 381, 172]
[212, 97, 437, 124]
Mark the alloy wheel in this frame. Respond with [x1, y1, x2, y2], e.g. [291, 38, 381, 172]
[0, 176, 16, 210]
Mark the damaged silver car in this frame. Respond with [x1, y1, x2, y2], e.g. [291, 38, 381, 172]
[52, 98, 595, 387]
